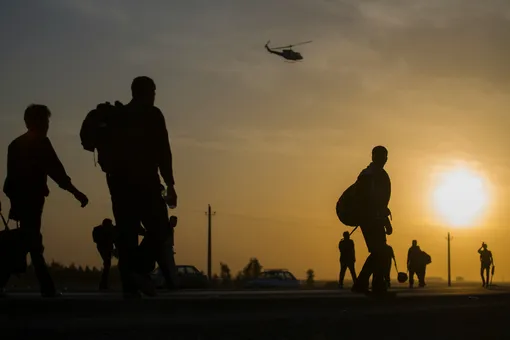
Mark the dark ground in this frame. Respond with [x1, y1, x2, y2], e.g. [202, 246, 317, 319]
[1, 285, 509, 339]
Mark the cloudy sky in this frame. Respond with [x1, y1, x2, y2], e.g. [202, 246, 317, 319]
[1, 0, 510, 281]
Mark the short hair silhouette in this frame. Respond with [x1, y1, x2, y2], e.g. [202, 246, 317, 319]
[371, 145, 388, 166]
[372, 145, 388, 157]
[24, 104, 51, 130]
[343, 231, 350, 238]
[102, 218, 113, 225]
[131, 76, 156, 97]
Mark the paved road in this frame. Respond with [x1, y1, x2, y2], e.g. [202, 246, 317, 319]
[2, 285, 509, 339]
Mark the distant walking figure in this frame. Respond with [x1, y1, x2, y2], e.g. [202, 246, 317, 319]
[351, 146, 393, 296]
[407, 240, 431, 288]
[1, 104, 88, 297]
[478, 242, 493, 288]
[93, 218, 117, 290]
[338, 231, 357, 288]
[82, 77, 178, 298]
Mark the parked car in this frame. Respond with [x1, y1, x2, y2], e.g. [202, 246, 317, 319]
[245, 269, 300, 289]
[150, 265, 209, 289]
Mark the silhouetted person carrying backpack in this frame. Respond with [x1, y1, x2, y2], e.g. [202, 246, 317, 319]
[94, 77, 178, 298]
[338, 231, 357, 288]
[1, 104, 88, 297]
[478, 242, 493, 288]
[351, 146, 393, 296]
[407, 240, 430, 288]
[93, 218, 117, 290]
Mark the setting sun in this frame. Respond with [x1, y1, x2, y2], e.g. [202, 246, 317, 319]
[432, 167, 489, 228]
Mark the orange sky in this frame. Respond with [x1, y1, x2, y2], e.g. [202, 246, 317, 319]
[1, 0, 510, 281]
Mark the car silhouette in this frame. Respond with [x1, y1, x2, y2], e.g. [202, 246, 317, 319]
[150, 265, 209, 289]
[244, 269, 300, 289]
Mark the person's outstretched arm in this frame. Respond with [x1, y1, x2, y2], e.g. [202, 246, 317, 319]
[44, 138, 88, 207]
[154, 109, 175, 188]
[154, 109, 177, 207]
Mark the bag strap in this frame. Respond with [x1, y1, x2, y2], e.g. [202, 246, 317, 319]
[0, 212, 10, 231]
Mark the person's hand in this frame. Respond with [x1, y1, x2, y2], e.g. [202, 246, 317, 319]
[164, 186, 177, 209]
[385, 225, 393, 235]
[74, 191, 89, 208]
[385, 217, 393, 235]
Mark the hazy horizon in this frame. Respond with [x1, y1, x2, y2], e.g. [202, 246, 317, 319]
[1, 0, 510, 281]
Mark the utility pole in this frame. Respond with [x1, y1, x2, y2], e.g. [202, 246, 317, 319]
[447, 232, 453, 287]
[205, 204, 216, 280]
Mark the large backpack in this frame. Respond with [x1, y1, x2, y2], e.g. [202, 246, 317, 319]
[336, 183, 361, 227]
[92, 226, 102, 244]
[80, 101, 124, 173]
[422, 251, 432, 265]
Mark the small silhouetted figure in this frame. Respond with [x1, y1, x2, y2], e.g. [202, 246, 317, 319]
[93, 218, 117, 290]
[1, 104, 88, 297]
[385, 244, 395, 288]
[351, 146, 393, 295]
[105, 77, 178, 298]
[478, 242, 493, 288]
[338, 231, 357, 288]
[407, 240, 427, 288]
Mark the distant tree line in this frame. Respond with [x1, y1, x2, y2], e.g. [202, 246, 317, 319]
[6, 258, 322, 290]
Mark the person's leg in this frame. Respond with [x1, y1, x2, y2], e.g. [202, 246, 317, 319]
[484, 267, 490, 287]
[417, 266, 426, 287]
[353, 224, 378, 293]
[20, 199, 56, 296]
[98, 247, 112, 290]
[361, 221, 388, 294]
[348, 263, 357, 285]
[480, 266, 485, 286]
[371, 246, 389, 293]
[0, 271, 10, 297]
[107, 175, 141, 296]
[140, 188, 176, 290]
[353, 254, 373, 293]
[339, 263, 347, 287]
[409, 270, 415, 288]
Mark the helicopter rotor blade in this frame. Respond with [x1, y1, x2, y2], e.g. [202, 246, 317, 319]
[271, 44, 292, 50]
[271, 40, 312, 50]
[291, 40, 313, 47]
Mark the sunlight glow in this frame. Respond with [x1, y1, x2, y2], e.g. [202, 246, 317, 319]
[432, 167, 489, 228]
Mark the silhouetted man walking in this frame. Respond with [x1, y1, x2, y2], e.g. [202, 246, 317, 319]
[105, 77, 178, 298]
[1, 104, 88, 297]
[93, 218, 117, 290]
[478, 242, 493, 288]
[351, 146, 393, 295]
[407, 240, 427, 288]
[338, 231, 357, 288]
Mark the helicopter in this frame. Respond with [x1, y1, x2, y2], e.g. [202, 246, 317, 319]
[264, 40, 312, 62]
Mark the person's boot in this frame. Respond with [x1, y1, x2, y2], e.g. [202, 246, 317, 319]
[130, 272, 157, 297]
[351, 281, 369, 294]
